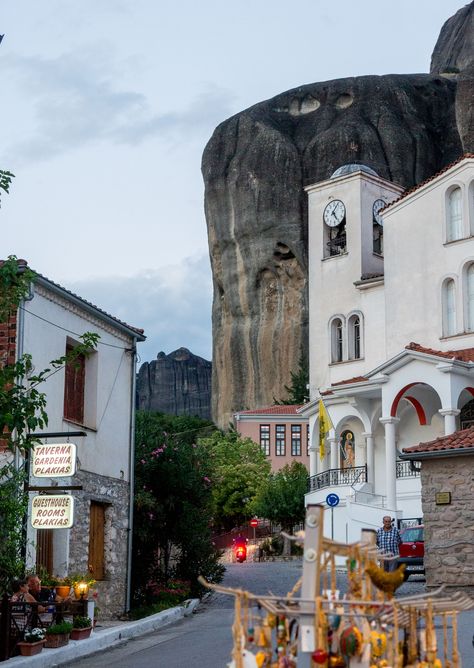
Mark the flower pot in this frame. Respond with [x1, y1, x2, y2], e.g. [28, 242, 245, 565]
[17, 640, 44, 656]
[56, 585, 71, 598]
[70, 626, 92, 641]
[44, 633, 70, 648]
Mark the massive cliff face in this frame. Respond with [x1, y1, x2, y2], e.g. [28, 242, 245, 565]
[136, 348, 212, 420]
[203, 3, 474, 428]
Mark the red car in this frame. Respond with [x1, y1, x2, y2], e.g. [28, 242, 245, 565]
[398, 524, 424, 580]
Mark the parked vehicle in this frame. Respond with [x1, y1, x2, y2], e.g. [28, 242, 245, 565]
[398, 524, 424, 580]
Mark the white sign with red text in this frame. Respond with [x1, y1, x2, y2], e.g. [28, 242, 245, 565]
[32, 443, 77, 477]
[31, 494, 74, 529]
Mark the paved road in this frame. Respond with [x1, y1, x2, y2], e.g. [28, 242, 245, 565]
[65, 562, 473, 667]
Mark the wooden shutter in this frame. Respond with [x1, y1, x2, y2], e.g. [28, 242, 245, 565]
[36, 529, 53, 575]
[88, 502, 105, 580]
[63, 344, 85, 424]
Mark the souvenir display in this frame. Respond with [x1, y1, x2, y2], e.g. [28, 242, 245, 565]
[199, 505, 472, 668]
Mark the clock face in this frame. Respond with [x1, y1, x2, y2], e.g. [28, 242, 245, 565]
[373, 198, 386, 225]
[323, 200, 346, 227]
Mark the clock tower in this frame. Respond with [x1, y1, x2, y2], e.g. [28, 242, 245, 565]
[305, 164, 403, 390]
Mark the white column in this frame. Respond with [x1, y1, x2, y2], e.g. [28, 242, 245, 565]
[328, 436, 338, 470]
[379, 417, 399, 511]
[362, 432, 374, 485]
[309, 445, 317, 477]
[438, 408, 460, 435]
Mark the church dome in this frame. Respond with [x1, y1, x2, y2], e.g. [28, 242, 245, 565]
[330, 164, 379, 179]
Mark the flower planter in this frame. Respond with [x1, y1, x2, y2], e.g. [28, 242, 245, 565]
[17, 640, 44, 656]
[56, 585, 71, 598]
[44, 633, 70, 648]
[70, 626, 93, 640]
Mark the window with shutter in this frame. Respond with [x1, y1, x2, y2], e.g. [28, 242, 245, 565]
[88, 502, 105, 581]
[63, 343, 85, 424]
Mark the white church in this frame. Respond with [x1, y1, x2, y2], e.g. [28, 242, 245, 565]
[301, 154, 474, 542]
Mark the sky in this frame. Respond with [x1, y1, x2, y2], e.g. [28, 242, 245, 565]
[0, 0, 465, 364]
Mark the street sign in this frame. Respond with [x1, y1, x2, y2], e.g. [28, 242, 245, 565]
[250, 519, 258, 527]
[326, 493, 340, 507]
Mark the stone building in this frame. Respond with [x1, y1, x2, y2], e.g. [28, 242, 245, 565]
[401, 428, 474, 590]
[0, 261, 145, 618]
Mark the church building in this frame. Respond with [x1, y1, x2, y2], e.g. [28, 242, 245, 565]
[301, 154, 474, 542]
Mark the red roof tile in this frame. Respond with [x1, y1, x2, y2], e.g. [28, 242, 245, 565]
[235, 405, 303, 416]
[403, 426, 474, 455]
[331, 375, 368, 386]
[406, 342, 474, 363]
[383, 153, 474, 212]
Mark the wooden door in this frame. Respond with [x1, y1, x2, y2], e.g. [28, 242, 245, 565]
[88, 502, 105, 580]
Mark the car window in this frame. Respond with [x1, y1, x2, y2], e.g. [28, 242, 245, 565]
[401, 527, 424, 542]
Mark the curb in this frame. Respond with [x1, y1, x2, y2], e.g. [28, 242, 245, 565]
[7, 602, 198, 667]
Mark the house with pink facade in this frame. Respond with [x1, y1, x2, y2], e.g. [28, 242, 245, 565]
[233, 406, 309, 472]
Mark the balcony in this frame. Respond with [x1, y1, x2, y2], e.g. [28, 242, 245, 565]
[307, 465, 367, 493]
[396, 460, 420, 479]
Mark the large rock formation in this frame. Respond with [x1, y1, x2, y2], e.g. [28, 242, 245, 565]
[136, 348, 212, 420]
[203, 3, 474, 429]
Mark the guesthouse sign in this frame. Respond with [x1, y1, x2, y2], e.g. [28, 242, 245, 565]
[31, 494, 74, 529]
[32, 443, 76, 477]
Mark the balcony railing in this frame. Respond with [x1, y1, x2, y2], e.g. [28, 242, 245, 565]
[396, 460, 420, 478]
[307, 465, 367, 493]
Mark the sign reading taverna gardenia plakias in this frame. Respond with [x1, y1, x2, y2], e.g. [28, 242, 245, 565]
[32, 443, 76, 477]
[31, 494, 74, 529]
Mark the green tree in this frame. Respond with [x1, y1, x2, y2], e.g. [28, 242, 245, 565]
[133, 411, 223, 600]
[275, 353, 309, 405]
[252, 461, 308, 554]
[0, 255, 99, 590]
[199, 430, 271, 531]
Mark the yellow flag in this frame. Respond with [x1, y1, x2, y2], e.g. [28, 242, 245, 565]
[319, 399, 333, 461]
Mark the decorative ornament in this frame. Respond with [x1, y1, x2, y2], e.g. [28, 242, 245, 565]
[257, 628, 268, 647]
[248, 626, 255, 643]
[255, 652, 266, 668]
[311, 648, 328, 664]
[329, 655, 345, 667]
[370, 630, 387, 658]
[339, 625, 363, 656]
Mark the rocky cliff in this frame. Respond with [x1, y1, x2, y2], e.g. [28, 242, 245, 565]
[136, 348, 212, 420]
[203, 2, 474, 428]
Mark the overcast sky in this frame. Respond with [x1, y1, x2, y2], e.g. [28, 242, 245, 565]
[0, 1, 464, 363]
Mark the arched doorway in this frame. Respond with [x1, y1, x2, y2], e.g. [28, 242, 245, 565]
[340, 430, 355, 470]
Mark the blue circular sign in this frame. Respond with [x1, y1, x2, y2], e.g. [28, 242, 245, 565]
[326, 493, 340, 507]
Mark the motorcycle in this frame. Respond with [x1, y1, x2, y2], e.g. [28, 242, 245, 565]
[234, 544, 247, 563]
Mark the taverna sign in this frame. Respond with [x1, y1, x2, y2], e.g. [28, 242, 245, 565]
[32, 443, 77, 477]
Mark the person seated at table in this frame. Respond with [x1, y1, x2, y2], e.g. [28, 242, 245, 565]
[26, 573, 70, 604]
[10, 578, 37, 603]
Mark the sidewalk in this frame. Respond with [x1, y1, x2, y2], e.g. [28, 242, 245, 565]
[6, 599, 199, 668]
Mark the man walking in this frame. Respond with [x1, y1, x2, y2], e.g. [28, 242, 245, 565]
[376, 516, 401, 572]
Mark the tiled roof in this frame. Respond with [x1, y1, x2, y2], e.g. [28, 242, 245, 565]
[235, 405, 303, 416]
[3, 259, 145, 337]
[382, 153, 474, 212]
[403, 426, 474, 455]
[406, 342, 474, 363]
[331, 375, 368, 386]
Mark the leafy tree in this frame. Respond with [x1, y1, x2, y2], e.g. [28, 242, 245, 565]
[198, 430, 271, 531]
[132, 411, 223, 600]
[275, 353, 309, 405]
[0, 255, 99, 590]
[251, 461, 308, 554]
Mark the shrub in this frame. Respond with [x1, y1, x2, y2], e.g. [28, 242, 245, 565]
[45, 621, 73, 635]
[146, 578, 191, 605]
[73, 616, 92, 629]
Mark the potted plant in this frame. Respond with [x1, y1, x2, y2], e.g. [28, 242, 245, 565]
[44, 621, 73, 648]
[65, 573, 96, 599]
[70, 615, 93, 640]
[54, 577, 72, 599]
[17, 628, 45, 656]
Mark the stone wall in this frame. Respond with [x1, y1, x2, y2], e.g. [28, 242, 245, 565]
[68, 469, 130, 619]
[421, 454, 474, 589]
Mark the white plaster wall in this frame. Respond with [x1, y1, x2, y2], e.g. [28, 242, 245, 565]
[384, 161, 474, 357]
[22, 285, 136, 481]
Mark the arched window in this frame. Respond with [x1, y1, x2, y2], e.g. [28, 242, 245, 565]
[447, 187, 463, 242]
[331, 318, 344, 362]
[442, 278, 456, 336]
[467, 264, 474, 331]
[348, 314, 362, 360]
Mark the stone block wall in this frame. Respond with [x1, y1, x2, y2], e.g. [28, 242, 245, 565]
[421, 454, 474, 588]
[68, 469, 130, 619]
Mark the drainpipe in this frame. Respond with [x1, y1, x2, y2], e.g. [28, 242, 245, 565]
[125, 337, 137, 612]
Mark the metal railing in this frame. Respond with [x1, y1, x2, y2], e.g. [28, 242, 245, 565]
[307, 465, 367, 493]
[396, 460, 420, 478]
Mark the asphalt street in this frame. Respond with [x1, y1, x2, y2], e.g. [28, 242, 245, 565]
[64, 562, 474, 667]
